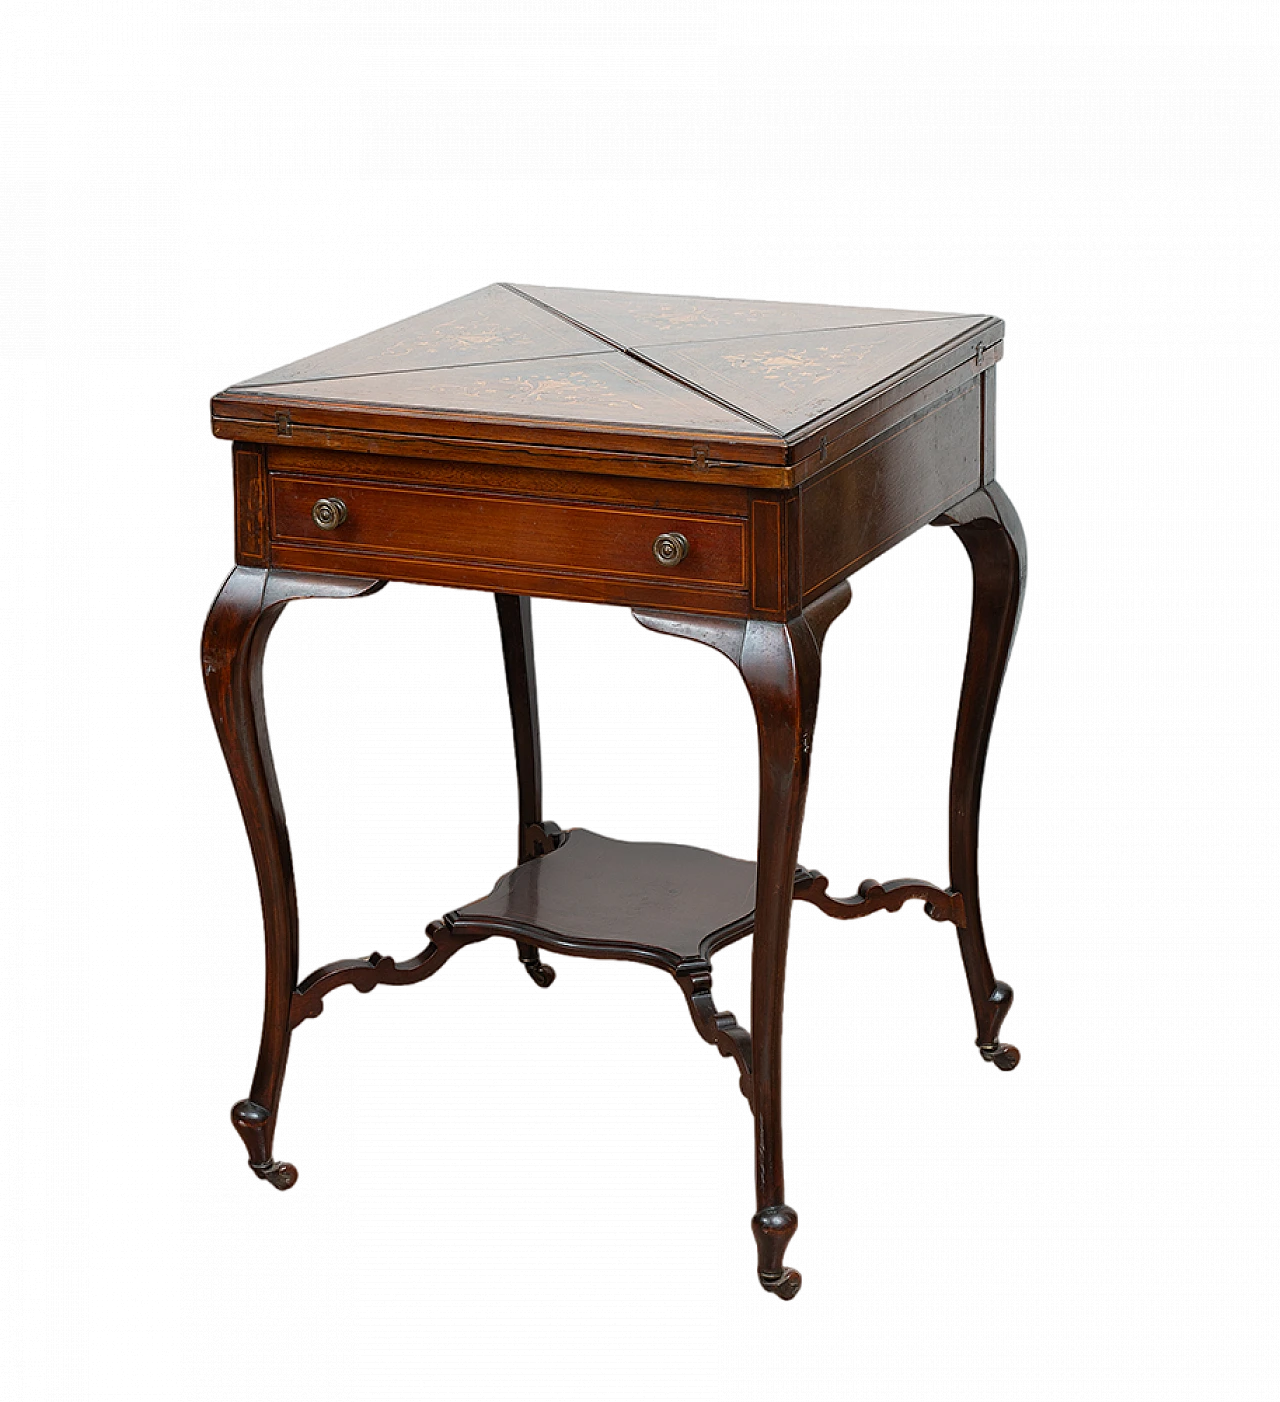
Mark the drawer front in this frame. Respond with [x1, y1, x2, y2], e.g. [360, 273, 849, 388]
[269, 475, 749, 590]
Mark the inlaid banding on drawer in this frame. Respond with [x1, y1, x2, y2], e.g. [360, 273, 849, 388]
[269, 475, 749, 589]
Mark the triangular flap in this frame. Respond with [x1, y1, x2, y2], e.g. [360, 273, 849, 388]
[235, 284, 610, 388]
[513, 284, 961, 349]
[238, 353, 777, 437]
[639, 318, 989, 435]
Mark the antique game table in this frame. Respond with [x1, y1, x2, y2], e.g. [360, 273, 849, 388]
[202, 283, 1025, 1299]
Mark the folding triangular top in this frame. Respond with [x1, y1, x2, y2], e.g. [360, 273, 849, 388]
[214, 283, 1001, 473]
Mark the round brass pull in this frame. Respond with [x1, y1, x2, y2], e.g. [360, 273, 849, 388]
[311, 498, 348, 531]
[652, 531, 689, 567]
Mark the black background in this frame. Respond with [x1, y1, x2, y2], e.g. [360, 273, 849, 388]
[55, 276, 1043, 1402]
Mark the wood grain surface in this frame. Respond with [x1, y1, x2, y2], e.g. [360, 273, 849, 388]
[213, 282, 1001, 482]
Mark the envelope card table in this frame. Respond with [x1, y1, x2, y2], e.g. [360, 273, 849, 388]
[202, 283, 1026, 1299]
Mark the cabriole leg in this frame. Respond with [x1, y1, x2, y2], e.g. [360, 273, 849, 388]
[635, 583, 850, 1299]
[202, 566, 385, 1187]
[742, 596, 845, 1300]
[495, 592, 556, 988]
[937, 484, 1026, 1070]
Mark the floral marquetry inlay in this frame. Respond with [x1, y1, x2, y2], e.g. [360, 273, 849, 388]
[243, 353, 766, 433]
[237, 284, 606, 387]
[722, 339, 877, 383]
[643, 318, 987, 434]
[443, 366, 650, 409]
[514, 283, 962, 349]
[219, 281, 998, 451]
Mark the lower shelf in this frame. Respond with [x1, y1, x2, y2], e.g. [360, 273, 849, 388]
[448, 827, 816, 971]
[288, 826, 963, 1062]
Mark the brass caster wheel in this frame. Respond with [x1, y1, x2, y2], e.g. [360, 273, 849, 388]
[979, 1042, 1021, 1071]
[253, 1159, 299, 1190]
[525, 961, 556, 988]
[759, 1268, 802, 1300]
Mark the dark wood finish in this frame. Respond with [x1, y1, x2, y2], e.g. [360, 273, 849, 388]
[233, 445, 269, 565]
[753, 1206, 802, 1300]
[266, 442, 753, 513]
[779, 332, 999, 468]
[237, 352, 770, 436]
[634, 580, 853, 1298]
[510, 283, 966, 347]
[202, 566, 385, 1187]
[212, 281, 1001, 488]
[796, 874, 963, 925]
[494, 592, 558, 986]
[748, 496, 785, 614]
[268, 537, 756, 621]
[636, 320, 989, 438]
[237, 283, 607, 386]
[495, 594, 543, 860]
[799, 380, 982, 599]
[212, 401, 790, 480]
[204, 285, 1026, 1300]
[268, 473, 750, 592]
[448, 828, 774, 970]
[933, 482, 1027, 1070]
[293, 919, 467, 1029]
[258, 442, 760, 619]
[286, 826, 819, 1044]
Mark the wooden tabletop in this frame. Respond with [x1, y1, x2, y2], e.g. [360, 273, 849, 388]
[213, 284, 1001, 482]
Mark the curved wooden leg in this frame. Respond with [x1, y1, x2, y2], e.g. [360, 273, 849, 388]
[202, 565, 385, 1186]
[937, 483, 1026, 1070]
[495, 593, 557, 987]
[635, 582, 850, 1299]
[742, 601, 845, 1301]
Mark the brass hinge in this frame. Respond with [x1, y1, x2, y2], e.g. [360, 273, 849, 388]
[974, 342, 1001, 374]
[275, 411, 292, 437]
[693, 446, 709, 471]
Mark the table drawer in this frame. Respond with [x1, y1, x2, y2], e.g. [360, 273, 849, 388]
[269, 475, 749, 589]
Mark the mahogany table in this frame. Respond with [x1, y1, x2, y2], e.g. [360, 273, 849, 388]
[202, 283, 1026, 1299]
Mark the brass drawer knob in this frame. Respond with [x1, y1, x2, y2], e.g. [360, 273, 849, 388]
[652, 531, 689, 567]
[311, 498, 348, 530]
